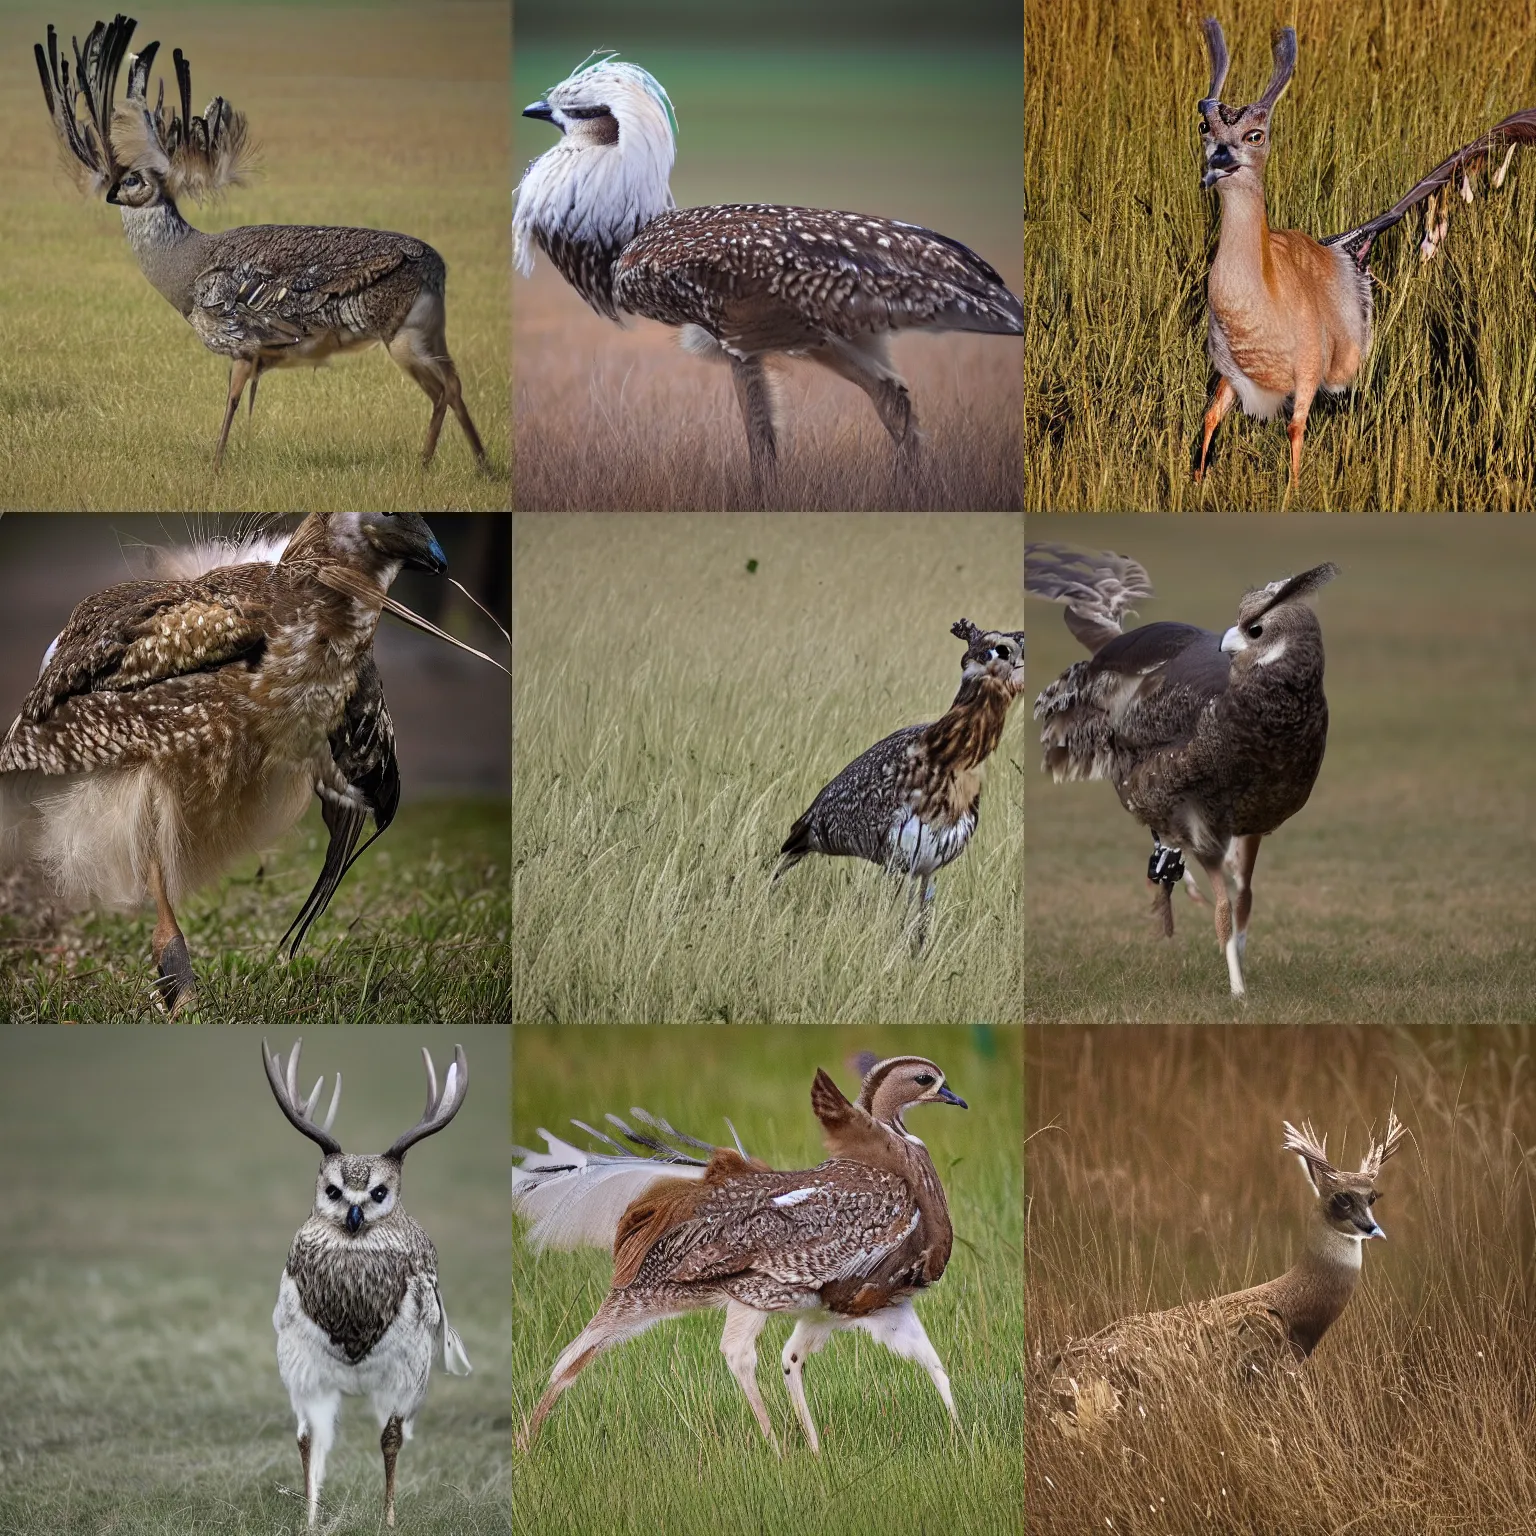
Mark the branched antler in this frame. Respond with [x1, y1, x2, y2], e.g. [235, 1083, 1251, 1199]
[263, 1037, 343, 1155]
[384, 1045, 468, 1160]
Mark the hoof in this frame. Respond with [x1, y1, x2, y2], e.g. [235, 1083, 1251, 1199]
[154, 934, 197, 1017]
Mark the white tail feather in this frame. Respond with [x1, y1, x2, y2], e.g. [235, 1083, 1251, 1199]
[512, 1131, 705, 1253]
[151, 533, 291, 580]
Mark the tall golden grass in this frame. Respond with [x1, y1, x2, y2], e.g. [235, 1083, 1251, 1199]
[1028, 1025, 1536, 1534]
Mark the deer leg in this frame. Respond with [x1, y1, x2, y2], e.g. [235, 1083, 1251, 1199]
[1229, 833, 1262, 966]
[1199, 851, 1243, 996]
[721, 1301, 779, 1454]
[856, 1299, 961, 1432]
[1195, 376, 1237, 483]
[439, 358, 488, 469]
[247, 359, 264, 419]
[1286, 383, 1318, 489]
[807, 334, 919, 468]
[781, 1316, 836, 1454]
[518, 1298, 651, 1449]
[1147, 833, 1185, 937]
[388, 305, 487, 469]
[296, 1394, 339, 1528]
[213, 358, 255, 470]
[381, 1414, 404, 1528]
[147, 858, 196, 1016]
[729, 355, 779, 496]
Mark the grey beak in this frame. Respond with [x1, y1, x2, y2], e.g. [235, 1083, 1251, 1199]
[523, 101, 556, 123]
[346, 1205, 364, 1233]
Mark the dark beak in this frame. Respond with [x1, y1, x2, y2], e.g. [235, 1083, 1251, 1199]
[346, 1204, 364, 1233]
[938, 1085, 968, 1109]
[1201, 144, 1238, 189]
[408, 535, 448, 575]
[105, 181, 123, 205]
[523, 100, 556, 123]
[398, 513, 448, 574]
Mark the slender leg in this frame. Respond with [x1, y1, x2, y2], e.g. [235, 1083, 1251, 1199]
[517, 1297, 656, 1449]
[147, 858, 196, 1016]
[440, 359, 488, 468]
[856, 1300, 961, 1431]
[297, 1432, 311, 1524]
[728, 355, 779, 496]
[214, 358, 255, 469]
[388, 320, 489, 471]
[248, 360, 264, 419]
[720, 1301, 779, 1453]
[1195, 376, 1237, 483]
[381, 1414, 404, 1528]
[1286, 383, 1317, 491]
[909, 876, 937, 954]
[806, 335, 918, 460]
[297, 1394, 340, 1528]
[1229, 833, 1262, 965]
[1199, 852, 1243, 996]
[780, 1316, 836, 1453]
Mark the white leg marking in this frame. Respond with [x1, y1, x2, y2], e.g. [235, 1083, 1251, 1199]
[721, 1301, 779, 1453]
[855, 1300, 961, 1430]
[780, 1315, 837, 1454]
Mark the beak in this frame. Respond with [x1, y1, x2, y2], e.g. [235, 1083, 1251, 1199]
[346, 1204, 364, 1233]
[937, 1084, 968, 1109]
[105, 182, 123, 205]
[408, 536, 448, 575]
[1220, 625, 1245, 654]
[1368, 1220, 1386, 1240]
[523, 100, 556, 124]
[1201, 144, 1238, 189]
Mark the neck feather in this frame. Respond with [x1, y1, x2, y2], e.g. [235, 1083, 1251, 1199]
[120, 201, 205, 313]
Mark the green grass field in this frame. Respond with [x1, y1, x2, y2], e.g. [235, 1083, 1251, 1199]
[0, 799, 510, 1024]
[1, 4, 508, 511]
[514, 1024, 1022, 1535]
[1026, 0, 1536, 510]
[1025, 514, 1536, 1023]
[512, 45, 1022, 512]
[512, 514, 1024, 1025]
[1028, 1025, 1536, 1535]
[0, 1026, 510, 1535]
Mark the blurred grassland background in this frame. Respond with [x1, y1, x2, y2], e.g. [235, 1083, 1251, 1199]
[0, 513, 510, 1024]
[513, 0, 1022, 510]
[1027, 1025, 1536, 1534]
[1026, 0, 1536, 510]
[1025, 514, 1536, 1023]
[514, 1023, 1022, 1536]
[512, 513, 1024, 1024]
[1, 3, 509, 511]
[0, 1026, 510, 1535]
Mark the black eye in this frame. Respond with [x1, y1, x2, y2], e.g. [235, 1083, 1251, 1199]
[1246, 623, 1263, 639]
[371, 1186, 389, 1203]
[325, 1185, 341, 1200]
[1329, 1193, 1348, 1213]
[915, 1073, 935, 1086]
[1368, 1192, 1379, 1206]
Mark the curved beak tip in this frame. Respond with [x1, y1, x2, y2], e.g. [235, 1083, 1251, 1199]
[938, 1086, 968, 1109]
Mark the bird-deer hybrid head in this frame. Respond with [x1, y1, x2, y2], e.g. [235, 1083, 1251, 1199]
[1220, 562, 1337, 667]
[952, 618, 1026, 695]
[515, 52, 677, 277]
[1198, 21, 1295, 194]
[1282, 1111, 1407, 1242]
[263, 1037, 467, 1236]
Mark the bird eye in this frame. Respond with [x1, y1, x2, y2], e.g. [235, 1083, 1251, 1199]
[915, 1073, 935, 1086]
[1245, 130, 1264, 145]
[325, 1185, 342, 1200]
[1246, 623, 1263, 639]
[371, 1186, 389, 1203]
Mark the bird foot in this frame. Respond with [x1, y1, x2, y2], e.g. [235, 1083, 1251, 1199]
[153, 935, 198, 1017]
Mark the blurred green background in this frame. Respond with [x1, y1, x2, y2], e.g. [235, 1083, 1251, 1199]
[513, 1023, 1022, 1534]
[0, 1026, 510, 1534]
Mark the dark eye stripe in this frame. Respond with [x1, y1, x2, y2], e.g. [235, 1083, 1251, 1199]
[564, 105, 612, 120]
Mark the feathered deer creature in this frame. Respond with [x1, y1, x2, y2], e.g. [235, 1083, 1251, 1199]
[1047, 1112, 1407, 1435]
[514, 1055, 966, 1454]
[514, 53, 1023, 493]
[0, 513, 504, 1015]
[1195, 19, 1536, 488]
[36, 16, 487, 469]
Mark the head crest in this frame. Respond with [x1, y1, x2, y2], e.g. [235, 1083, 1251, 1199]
[561, 50, 677, 140]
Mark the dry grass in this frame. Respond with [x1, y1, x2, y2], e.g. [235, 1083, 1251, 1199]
[1026, 0, 1536, 510]
[513, 46, 1021, 511]
[1024, 513, 1536, 1023]
[1027, 1025, 1536, 1535]
[512, 513, 1023, 1024]
[1, 4, 509, 511]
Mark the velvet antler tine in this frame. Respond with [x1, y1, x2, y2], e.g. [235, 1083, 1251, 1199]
[383, 1045, 468, 1160]
[1258, 27, 1296, 112]
[1201, 17, 1229, 105]
[262, 1037, 344, 1156]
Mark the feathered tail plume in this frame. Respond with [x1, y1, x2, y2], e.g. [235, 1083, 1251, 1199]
[513, 1109, 747, 1253]
[1326, 108, 1536, 266]
[1026, 542, 1153, 655]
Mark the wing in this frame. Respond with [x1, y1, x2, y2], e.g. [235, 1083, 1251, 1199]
[614, 204, 1022, 349]
[1025, 542, 1154, 654]
[188, 228, 430, 355]
[432, 1278, 473, 1376]
[281, 651, 400, 957]
[652, 1164, 919, 1291]
[1033, 622, 1228, 783]
[0, 571, 271, 774]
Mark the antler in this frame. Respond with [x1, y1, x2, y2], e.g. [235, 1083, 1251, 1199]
[1200, 18, 1230, 108]
[34, 16, 138, 196]
[1281, 1118, 1337, 1192]
[111, 40, 253, 201]
[951, 618, 984, 647]
[384, 1045, 468, 1160]
[262, 1038, 342, 1156]
[1257, 27, 1296, 113]
[1359, 1110, 1408, 1180]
